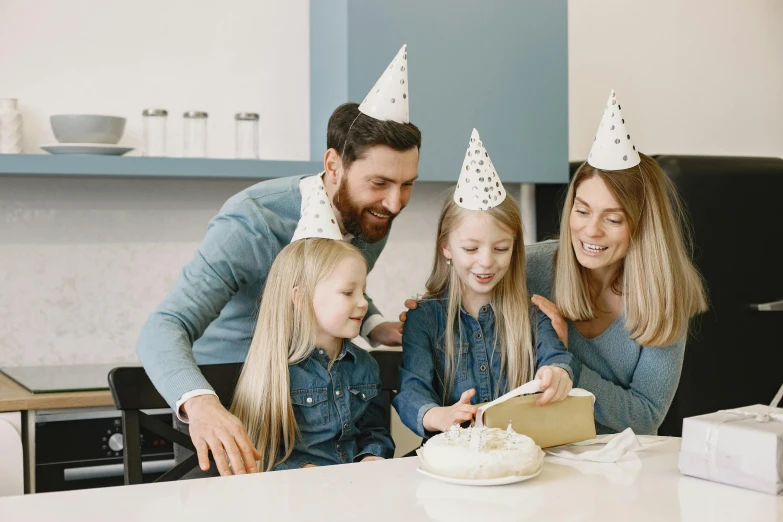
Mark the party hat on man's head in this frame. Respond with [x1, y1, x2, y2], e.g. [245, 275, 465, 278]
[453, 129, 507, 211]
[291, 180, 342, 242]
[587, 89, 640, 170]
[358, 44, 409, 124]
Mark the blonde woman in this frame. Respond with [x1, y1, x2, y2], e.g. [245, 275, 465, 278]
[230, 238, 394, 471]
[527, 91, 707, 435]
[393, 130, 574, 437]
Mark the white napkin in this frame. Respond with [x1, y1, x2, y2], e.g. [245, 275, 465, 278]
[544, 428, 668, 463]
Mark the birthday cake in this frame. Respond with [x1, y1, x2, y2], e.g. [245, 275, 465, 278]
[417, 424, 544, 480]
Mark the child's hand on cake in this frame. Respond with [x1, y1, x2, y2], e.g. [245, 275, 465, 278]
[535, 366, 573, 406]
[422, 388, 479, 433]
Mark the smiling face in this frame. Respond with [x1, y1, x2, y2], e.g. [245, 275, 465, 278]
[332, 144, 419, 243]
[569, 174, 631, 273]
[441, 210, 514, 307]
[311, 256, 369, 347]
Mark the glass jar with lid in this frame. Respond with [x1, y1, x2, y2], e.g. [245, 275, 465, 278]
[183, 111, 208, 158]
[235, 112, 259, 159]
[142, 108, 167, 157]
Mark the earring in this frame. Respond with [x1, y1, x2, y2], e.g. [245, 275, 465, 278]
[446, 259, 451, 266]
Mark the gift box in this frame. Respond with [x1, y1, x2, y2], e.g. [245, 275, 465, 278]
[679, 403, 783, 495]
[475, 379, 596, 448]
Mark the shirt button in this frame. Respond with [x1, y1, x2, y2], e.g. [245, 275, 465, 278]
[335, 390, 341, 396]
[481, 306, 488, 313]
[480, 364, 487, 372]
[343, 423, 349, 430]
[319, 349, 324, 355]
[361, 393, 366, 399]
[475, 332, 482, 340]
[306, 397, 313, 403]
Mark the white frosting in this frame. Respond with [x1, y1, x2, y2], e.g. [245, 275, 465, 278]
[417, 425, 544, 480]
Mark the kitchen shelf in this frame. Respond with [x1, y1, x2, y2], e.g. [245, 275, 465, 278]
[0, 154, 324, 180]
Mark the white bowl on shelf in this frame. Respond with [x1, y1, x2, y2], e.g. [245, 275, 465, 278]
[50, 114, 126, 144]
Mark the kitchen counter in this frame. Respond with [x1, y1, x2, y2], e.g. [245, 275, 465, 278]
[0, 372, 113, 412]
[0, 438, 780, 521]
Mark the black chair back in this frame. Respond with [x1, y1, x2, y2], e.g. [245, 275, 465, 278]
[108, 363, 243, 485]
[369, 349, 402, 428]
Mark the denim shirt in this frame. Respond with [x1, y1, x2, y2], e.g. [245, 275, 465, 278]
[393, 295, 577, 438]
[274, 340, 395, 470]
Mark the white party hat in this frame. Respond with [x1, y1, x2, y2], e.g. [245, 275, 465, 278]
[291, 180, 343, 242]
[587, 89, 640, 170]
[358, 44, 409, 124]
[453, 129, 507, 211]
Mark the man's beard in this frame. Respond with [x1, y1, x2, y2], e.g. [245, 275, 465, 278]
[333, 179, 399, 243]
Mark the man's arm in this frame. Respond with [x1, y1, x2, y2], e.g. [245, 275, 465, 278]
[136, 208, 277, 408]
[136, 205, 275, 475]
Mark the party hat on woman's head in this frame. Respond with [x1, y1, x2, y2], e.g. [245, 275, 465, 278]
[587, 89, 640, 170]
[358, 44, 409, 124]
[291, 180, 342, 242]
[453, 128, 507, 211]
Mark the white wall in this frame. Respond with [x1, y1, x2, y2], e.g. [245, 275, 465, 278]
[568, 0, 783, 161]
[0, 0, 310, 160]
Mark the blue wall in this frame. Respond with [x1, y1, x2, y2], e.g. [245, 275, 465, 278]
[311, 0, 568, 183]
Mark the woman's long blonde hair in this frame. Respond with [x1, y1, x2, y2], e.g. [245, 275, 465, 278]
[230, 238, 367, 471]
[553, 153, 707, 346]
[425, 189, 533, 400]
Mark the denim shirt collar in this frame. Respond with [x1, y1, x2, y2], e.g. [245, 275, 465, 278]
[432, 290, 497, 331]
[309, 339, 358, 365]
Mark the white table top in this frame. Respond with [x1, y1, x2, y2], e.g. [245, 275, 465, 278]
[1, 438, 780, 521]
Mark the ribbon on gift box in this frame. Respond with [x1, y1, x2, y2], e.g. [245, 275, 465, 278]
[704, 382, 783, 479]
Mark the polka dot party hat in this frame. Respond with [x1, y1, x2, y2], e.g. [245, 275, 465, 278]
[453, 128, 507, 211]
[358, 44, 409, 124]
[587, 89, 640, 170]
[291, 177, 343, 242]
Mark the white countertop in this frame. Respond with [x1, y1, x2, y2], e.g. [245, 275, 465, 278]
[0, 438, 780, 521]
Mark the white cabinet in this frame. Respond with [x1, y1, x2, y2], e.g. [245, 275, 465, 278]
[0, 411, 24, 497]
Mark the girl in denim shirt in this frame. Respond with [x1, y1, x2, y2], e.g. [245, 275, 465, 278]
[394, 129, 576, 437]
[230, 238, 394, 471]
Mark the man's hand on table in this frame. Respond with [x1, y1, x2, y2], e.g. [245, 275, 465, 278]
[181, 394, 261, 475]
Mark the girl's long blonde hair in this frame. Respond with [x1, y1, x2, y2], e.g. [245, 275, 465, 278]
[230, 238, 367, 471]
[554, 153, 708, 346]
[425, 189, 533, 400]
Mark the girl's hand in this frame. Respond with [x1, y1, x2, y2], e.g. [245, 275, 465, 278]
[532, 294, 568, 348]
[422, 389, 478, 433]
[361, 455, 384, 462]
[302, 463, 317, 468]
[535, 366, 573, 406]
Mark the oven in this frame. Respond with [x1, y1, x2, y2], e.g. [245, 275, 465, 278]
[33, 407, 175, 493]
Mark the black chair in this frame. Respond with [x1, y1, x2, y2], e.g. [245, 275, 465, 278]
[108, 363, 243, 485]
[369, 349, 402, 428]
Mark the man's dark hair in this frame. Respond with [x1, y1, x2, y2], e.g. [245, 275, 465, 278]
[326, 103, 422, 170]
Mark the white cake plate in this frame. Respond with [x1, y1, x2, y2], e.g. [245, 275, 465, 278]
[416, 463, 543, 486]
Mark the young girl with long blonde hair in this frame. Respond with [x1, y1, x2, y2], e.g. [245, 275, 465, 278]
[393, 130, 575, 437]
[230, 238, 394, 470]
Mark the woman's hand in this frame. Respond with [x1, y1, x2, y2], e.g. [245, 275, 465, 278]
[535, 366, 573, 406]
[422, 389, 478, 433]
[532, 294, 568, 348]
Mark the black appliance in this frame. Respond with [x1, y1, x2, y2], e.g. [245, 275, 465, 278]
[34, 408, 174, 492]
